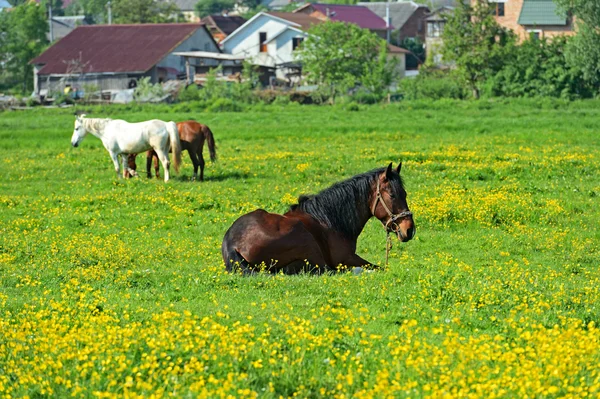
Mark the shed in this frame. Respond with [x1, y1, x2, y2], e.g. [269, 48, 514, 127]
[30, 23, 219, 95]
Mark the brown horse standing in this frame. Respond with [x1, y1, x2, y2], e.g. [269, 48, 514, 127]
[127, 120, 216, 180]
[221, 163, 415, 275]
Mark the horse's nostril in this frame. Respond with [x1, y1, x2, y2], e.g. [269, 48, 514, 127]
[408, 226, 416, 239]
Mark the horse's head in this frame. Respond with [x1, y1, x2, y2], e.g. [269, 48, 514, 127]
[71, 114, 87, 147]
[371, 162, 416, 242]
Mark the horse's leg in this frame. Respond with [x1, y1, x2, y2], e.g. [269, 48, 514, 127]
[109, 152, 120, 179]
[146, 152, 153, 178]
[121, 154, 129, 179]
[188, 150, 199, 181]
[340, 253, 378, 272]
[154, 149, 170, 182]
[198, 151, 205, 181]
[153, 153, 160, 179]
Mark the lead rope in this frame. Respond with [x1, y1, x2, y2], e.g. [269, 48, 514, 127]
[385, 231, 392, 269]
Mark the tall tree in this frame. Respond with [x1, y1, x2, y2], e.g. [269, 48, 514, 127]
[442, 0, 515, 99]
[195, 0, 234, 18]
[298, 21, 398, 103]
[0, 1, 48, 92]
[112, 0, 179, 23]
[65, 0, 110, 24]
[555, 0, 600, 85]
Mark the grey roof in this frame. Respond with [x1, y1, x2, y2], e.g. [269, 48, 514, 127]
[358, 1, 428, 31]
[425, 6, 454, 22]
[518, 0, 567, 26]
[50, 16, 87, 41]
[261, 0, 293, 10]
[172, 0, 198, 11]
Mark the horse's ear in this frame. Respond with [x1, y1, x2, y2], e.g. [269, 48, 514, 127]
[396, 162, 402, 174]
[384, 162, 393, 180]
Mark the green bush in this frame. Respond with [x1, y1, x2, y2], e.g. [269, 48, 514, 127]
[178, 85, 201, 102]
[398, 69, 468, 100]
[206, 98, 244, 112]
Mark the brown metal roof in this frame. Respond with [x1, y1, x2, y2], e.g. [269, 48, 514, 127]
[31, 24, 205, 75]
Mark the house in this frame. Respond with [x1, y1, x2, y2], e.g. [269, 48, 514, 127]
[424, 6, 454, 66]
[221, 11, 407, 83]
[49, 16, 87, 42]
[202, 14, 247, 42]
[220, 11, 319, 82]
[359, 1, 430, 43]
[488, 0, 574, 40]
[30, 24, 220, 95]
[293, 3, 391, 39]
[0, 0, 11, 11]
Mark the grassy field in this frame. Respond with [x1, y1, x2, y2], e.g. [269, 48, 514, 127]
[1, 99, 600, 398]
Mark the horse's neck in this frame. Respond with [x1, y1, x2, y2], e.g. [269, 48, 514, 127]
[83, 118, 109, 139]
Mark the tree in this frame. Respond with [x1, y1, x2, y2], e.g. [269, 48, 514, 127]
[555, 0, 600, 86]
[442, 0, 515, 99]
[195, 0, 234, 18]
[111, 0, 179, 23]
[65, 0, 110, 23]
[298, 21, 397, 103]
[0, 1, 48, 93]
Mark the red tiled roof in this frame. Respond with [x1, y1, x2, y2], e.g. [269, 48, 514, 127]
[31, 24, 204, 75]
[268, 11, 323, 31]
[308, 3, 390, 30]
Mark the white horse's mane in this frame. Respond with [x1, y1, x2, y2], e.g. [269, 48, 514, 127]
[80, 117, 112, 134]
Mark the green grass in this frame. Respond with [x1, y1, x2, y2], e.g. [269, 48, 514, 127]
[1, 99, 600, 397]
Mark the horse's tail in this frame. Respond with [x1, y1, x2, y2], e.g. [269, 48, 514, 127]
[167, 121, 182, 173]
[203, 124, 217, 162]
[222, 232, 248, 273]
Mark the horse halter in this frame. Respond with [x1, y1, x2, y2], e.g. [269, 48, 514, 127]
[371, 178, 413, 267]
[371, 179, 413, 233]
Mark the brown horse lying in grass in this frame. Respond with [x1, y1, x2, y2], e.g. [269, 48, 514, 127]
[126, 120, 216, 180]
[222, 163, 415, 275]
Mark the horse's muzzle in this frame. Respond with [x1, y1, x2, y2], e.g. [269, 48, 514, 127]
[397, 225, 416, 242]
[72, 142, 79, 147]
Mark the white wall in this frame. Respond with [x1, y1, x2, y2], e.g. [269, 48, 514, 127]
[157, 28, 220, 73]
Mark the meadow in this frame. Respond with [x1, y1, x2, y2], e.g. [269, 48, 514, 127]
[1, 99, 599, 398]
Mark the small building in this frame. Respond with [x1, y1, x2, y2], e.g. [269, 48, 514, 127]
[424, 6, 454, 66]
[202, 14, 247, 42]
[488, 0, 574, 41]
[359, 1, 430, 44]
[30, 23, 220, 95]
[294, 3, 392, 39]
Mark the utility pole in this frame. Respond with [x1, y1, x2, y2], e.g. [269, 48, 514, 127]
[107, 1, 112, 25]
[386, 1, 390, 43]
[48, 2, 54, 42]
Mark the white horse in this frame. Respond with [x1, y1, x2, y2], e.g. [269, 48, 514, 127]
[71, 114, 182, 182]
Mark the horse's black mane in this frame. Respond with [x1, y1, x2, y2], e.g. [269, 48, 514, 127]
[290, 167, 405, 240]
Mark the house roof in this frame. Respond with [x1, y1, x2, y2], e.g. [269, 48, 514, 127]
[31, 24, 206, 75]
[518, 0, 567, 26]
[50, 16, 87, 41]
[297, 3, 390, 30]
[172, 0, 197, 11]
[388, 43, 410, 54]
[359, 2, 428, 31]
[425, 6, 454, 22]
[268, 11, 323, 31]
[203, 15, 247, 35]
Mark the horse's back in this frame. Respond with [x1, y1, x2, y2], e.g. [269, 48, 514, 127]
[222, 209, 326, 273]
[106, 119, 172, 154]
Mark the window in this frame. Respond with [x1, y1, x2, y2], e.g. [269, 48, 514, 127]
[496, 3, 505, 17]
[489, 0, 505, 17]
[427, 21, 445, 38]
[292, 37, 304, 51]
[259, 32, 267, 53]
[528, 30, 542, 40]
